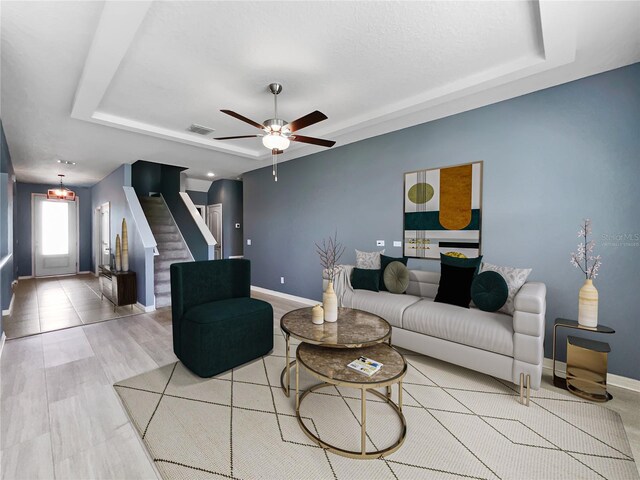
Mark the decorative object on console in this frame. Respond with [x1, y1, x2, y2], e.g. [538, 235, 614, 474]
[121, 218, 129, 272]
[383, 261, 410, 294]
[570, 219, 602, 328]
[315, 232, 345, 323]
[480, 261, 531, 315]
[404, 161, 482, 259]
[434, 263, 476, 308]
[355, 249, 385, 269]
[379, 254, 408, 291]
[471, 271, 508, 312]
[115, 234, 122, 272]
[311, 304, 324, 325]
[351, 268, 381, 292]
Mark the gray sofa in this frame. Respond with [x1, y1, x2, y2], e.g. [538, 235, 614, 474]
[324, 265, 546, 392]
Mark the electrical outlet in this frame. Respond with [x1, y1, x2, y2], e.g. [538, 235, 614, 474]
[376, 240, 385, 247]
[235, 223, 240, 229]
[393, 241, 402, 247]
[247, 239, 252, 246]
[280, 277, 285, 284]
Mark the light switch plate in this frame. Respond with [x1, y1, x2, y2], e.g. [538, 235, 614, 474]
[247, 239, 252, 246]
[280, 277, 285, 284]
[393, 241, 402, 247]
[376, 240, 385, 247]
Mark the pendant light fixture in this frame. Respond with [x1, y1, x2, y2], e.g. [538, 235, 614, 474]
[47, 174, 76, 200]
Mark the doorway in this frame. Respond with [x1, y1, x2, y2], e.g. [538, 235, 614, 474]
[97, 202, 111, 269]
[33, 195, 78, 277]
[206, 204, 222, 259]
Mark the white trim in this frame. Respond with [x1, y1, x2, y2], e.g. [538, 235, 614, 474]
[179, 192, 217, 259]
[78, 271, 92, 274]
[158, 194, 194, 261]
[543, 358, 640, 393]
[0, 253, 12, 271]
[228, 255, 244, 259]
[18, 275, 33, 280]
[2, 293, 15, 316]
[250, 286, 317, 307]
[0, 332, 6, 360]
[136, 302, 156, 313]
[123, 187, 157, 249]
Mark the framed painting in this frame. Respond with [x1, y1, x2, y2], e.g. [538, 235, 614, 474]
[403, 161, 482, 259]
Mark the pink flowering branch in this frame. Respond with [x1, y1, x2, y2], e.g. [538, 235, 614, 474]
[569, 219, 602, 279]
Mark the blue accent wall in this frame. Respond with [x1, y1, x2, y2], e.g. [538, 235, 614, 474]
[131, 160, 209, 260]
[1, 120, 18, 332]
[208, 179, 243, 258]
[15, 183, 92, 277]
[186, 189, 208, 206]
[244, 63, 640, 380]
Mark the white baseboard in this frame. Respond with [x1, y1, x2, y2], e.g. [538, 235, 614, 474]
[228, 255, 244, 259]
[250, 286, 317, 306]
[18, 275, 33, 280]
[2, 293, 15, 316]
[136, 302, 156, 313]
[78, 271, 92, 274]
[543, 358, 640, 393]
[0, 332, 5, 359]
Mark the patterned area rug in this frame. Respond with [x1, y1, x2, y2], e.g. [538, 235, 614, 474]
[114, 330, 638, 480]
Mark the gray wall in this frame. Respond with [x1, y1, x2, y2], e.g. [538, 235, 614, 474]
[244, 63, 640, 380]
[15, 182, 93, 276]
[1, 120, 17, 327]
[91, 164, 153, 306]
[186, 189, 208, 206]
[208, 179, 243, 258]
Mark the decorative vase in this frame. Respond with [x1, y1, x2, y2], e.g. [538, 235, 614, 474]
[323, 281, 338, 322]
[578, 279, 598, 328]
[115, 234, 122, 272]
[311, 304, 324, 325]
[121, 218, 129, 272]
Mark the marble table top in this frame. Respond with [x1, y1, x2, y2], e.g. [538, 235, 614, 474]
[297, 342, 407, 386]
[281, 307, 391, 347]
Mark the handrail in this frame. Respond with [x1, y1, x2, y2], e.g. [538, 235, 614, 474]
[123, 186, 157, 249]
[179, 191, 217, 247]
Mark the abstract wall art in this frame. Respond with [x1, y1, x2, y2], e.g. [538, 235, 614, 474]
[404, 161, 482, 259]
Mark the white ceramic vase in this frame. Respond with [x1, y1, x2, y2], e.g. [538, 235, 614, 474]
[578, 279, 598, 328]
[311, 304, 324, 325]
[323, 281, 338, 322]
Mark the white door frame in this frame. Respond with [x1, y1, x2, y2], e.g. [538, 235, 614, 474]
[94, 202, 110, 275]
[31, 193, 80, 277]
[206, 203, 222, 259]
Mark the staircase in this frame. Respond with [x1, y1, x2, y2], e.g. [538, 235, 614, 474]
[139, 196, 192, 308]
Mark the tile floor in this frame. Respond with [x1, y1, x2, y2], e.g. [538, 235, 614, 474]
[3, 274, 144, 339]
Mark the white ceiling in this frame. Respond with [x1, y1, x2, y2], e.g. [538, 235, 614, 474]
[1, 1, 639, 187]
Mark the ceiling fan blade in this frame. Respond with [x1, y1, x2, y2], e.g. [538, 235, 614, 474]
[290, 135, 336, 148]
[220, 110, 265, 130]
[214, 135, 260, 140]
[285, 110, 327, 132]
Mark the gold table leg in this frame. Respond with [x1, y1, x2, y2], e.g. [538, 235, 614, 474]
[361, 388, 367, 456]
[398, 381, 403, 412]
[295, 357, 300, 411]
[285, 334, 290, 397]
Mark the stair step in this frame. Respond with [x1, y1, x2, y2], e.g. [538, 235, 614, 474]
[154, 270, 170, 282]
[156, 250, 190, 260]
[147, 217, 173, 225]
[155, 259, 190, 271]
[157, 241, 184, 251]
[156, 293, 171, 308]
[155, 233, 181, 243]
[150, 225, 178, 234]
[140, 196, 163, 203]
[155, 280, 171, 295]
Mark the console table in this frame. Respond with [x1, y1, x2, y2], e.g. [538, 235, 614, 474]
[552, 318, 614, 402]
[99, 265, 137, 311]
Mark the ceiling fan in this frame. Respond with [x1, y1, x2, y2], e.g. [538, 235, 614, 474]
[215, 83, 336, 155]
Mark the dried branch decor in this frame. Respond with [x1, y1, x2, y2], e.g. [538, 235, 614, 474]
[315, 231, 345, 283]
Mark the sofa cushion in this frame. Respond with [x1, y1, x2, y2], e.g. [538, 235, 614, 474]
[402, 299, 514, 357]
[379, 254, 408, 291]
[346, 290, 422, 328]
[184, 297, 272, 324]
[384, 261, 410, 294]
[351, 268, 381, 292]
[355, 249, 384, 269]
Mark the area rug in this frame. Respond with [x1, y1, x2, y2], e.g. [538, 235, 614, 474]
[114, 331, 638, 480]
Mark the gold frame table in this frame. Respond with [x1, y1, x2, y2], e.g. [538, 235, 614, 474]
[552, 318, 614, 402]
[295, 342, 407, 459]
[280, 307, 391, 397]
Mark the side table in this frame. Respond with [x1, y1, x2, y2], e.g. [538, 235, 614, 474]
[552, 318, 614, 402]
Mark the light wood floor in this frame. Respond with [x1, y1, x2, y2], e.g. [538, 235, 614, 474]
[1, 291, 638, 479]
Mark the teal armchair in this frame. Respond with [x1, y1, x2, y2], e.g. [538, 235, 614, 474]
[170, 259, 273, 377]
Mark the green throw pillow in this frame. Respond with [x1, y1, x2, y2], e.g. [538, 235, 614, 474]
[471, 271, 508, 312]
[351, 268, 380, 292]
[383, 261, 410, 294]
[379, 254, 409, 291]
[440, 253, 483, 274]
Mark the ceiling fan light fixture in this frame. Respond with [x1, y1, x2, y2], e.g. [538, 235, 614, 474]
[262, 133, 290, 151]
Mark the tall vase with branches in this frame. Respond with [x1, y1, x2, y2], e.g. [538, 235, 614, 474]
[316, 232, 345, 322]
[570, 219, 602, 328]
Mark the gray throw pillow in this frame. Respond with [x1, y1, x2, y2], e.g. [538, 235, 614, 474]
[383, 261, 410, 294]
[355, 249, 385, 269]
[480, 262, 532, 315]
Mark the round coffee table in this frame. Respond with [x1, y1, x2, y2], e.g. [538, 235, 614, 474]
[280, 307, 391, 396]
[295, 342, 407, 459]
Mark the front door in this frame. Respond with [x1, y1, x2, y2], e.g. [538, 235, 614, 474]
[34, 195, 78, 276]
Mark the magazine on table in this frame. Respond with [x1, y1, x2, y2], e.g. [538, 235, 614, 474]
[347, 356, 383, 377]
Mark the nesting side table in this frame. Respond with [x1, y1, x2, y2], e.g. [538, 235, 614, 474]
[552, 318, 614, 402]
